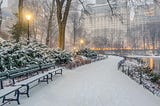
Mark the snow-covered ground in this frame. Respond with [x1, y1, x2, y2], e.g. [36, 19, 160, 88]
[6, 56, 160, 106]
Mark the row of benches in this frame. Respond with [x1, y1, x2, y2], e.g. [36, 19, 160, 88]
[0, 63, 55, 89]
[0, 63, 63, 105]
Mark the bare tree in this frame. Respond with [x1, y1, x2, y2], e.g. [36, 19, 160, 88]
[56, 0, 72, 50]
[18, 0, 24, 42]
[0, 0, 3, 31]
[23, 0, 57, 46]
[55, 0, 90, 50]
[154, 0, 160, 7]
[148, 22, 160, 53]
[46, 0, 55, 46]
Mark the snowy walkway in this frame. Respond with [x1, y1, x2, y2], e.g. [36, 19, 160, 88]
[8, 56, 160, 106]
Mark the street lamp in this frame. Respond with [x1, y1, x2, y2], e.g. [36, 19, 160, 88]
[26, 14, 31, 44]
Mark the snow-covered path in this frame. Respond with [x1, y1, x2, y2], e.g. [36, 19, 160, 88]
[9, 56, 160, 106]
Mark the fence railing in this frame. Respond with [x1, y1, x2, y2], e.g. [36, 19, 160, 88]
[118, 63, 160, 97]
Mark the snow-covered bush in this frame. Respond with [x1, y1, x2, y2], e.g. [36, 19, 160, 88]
[47, 49, 72, 65]
[0, 40, 72, 72]
[118, 57, 160, 97]
[76, 48, 97, 59]
[147, 73, 160, 83]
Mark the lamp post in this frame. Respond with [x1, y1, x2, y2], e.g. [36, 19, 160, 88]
[26, 14, 31, 44]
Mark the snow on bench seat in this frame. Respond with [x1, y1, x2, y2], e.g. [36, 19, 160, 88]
[15, 67, 64, 86]
[15, 73, 48, 86]
[13, 67, 64, 97]
[0, 86, 21, 99]
[46, 67, 64, 81]
[14, 73, 49, 97]
[0, 86, 21, 104]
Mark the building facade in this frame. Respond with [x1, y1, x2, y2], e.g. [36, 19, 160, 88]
[82, 0, 160, 49]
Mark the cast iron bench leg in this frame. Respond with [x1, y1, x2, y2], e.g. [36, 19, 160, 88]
[50, 73, 53, 81]
[2, 90, 20, 104]
[16, 90, 20, 104]
[55, 69, 63, 75]
[26, 85, 30, 97]
[38, 79, 40, 84]
[0, 80, 3, 89]
[12, 78, 15, 85]
[47, 75, 49, 84]
[20, 85, 30, 97]
[60, 69, 62, 74]
[2, 96, 5, 103]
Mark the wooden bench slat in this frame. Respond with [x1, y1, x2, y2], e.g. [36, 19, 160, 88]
[0, 63, 58, 104]
[15, 73, 49, 86]
[0, 86, 21, 99]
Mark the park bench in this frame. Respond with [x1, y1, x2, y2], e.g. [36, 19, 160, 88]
[47, 67, 64, 81]
[14, 72, 49, 97]
[39, 63, 55, 73]
[0, 72, 8, 89]
[14, 67, 64, 97]
[8, 65, 40, 84]
[0, 64, 64, 104]
[0, 86, 21, 105]
[1, 72, 22, 105]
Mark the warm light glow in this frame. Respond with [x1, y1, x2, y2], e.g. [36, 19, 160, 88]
[73, 47, 77, 51]
[149, 58, 153, 70]
[88, 47, 157, 51]
[90, 48, 95, 50]
[26, 14, 31, 20]
[80, 39, 84, 44]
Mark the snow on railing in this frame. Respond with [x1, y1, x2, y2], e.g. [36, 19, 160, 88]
[118, 58, 160, 98]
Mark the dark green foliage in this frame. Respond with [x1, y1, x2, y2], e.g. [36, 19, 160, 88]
[47, 49, 72, 65]
[76, 48, 97, 59]
[9, 21, 28, 42]
[138, 66, 152, 73]
[135, 62, 160, 83]
[149, 73, 160, 83]
[0, 41, 72, 72]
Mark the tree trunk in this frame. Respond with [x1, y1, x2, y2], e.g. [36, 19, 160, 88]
[32, 19, 37, 39]
[152, 36, 155, 54]
[17, 0, 23, 42]
[0, 0, 3, 31]
[56, 0, 72, 50]
[58, 23, 65, 50]
[46, 0, 55, 46]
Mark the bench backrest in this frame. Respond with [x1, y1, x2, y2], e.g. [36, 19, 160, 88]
[40, 63, 55, 69]
[0, 72, 8, 89]
[8, 65, 40, 79]
[8, 67, 28, 75]
[0, 72, 8, 81]
[26, 65, 40, 72]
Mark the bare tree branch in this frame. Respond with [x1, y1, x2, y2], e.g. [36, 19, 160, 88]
[61, 0, 65, 6]
[0, 0, 3, 5]
[0, 0, 3, 31]
[106, 0, 114, 15]
[154, 0, 160, 8]
[79, 0, 90, 15]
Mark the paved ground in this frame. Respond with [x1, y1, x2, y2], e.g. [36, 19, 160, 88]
[6, 56, 160, 106]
